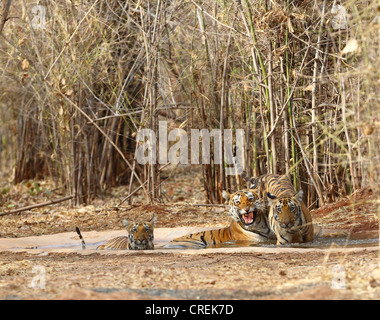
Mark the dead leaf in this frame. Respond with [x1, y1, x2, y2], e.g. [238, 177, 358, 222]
[362, 123, 374, 136]
[287, 18, 294, 33]
[21, 59, 29, 71]
[341, 39, 358, 55]
[303, 84, 313, 92]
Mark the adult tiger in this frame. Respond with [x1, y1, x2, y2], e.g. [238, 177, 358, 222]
[167, 189, 275, 248]
[96, 215, 156, 250]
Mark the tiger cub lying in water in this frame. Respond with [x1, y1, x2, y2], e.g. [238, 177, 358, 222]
[76, 215, 156, 250]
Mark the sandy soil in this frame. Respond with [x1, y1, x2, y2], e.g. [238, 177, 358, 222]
[0, 247, 379, 300]
[0, 168, 379, 300]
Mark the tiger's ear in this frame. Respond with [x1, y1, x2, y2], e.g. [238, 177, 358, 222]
[222, 190, 231, 201]
[295, 190, 304, 203]
[266, 192, 277, 206]
[149, 214, 157, 227]
[249, 178, 257, 189]
[123, 219, 130, 230]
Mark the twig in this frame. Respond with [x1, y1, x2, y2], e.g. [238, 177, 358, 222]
[106, 204, 143, 211]
[0, 0, 12, 36]
[290, 109, 324, 202]
[0, 195, 74, 216]
[191, 0, 247, 37]
[117, 181, 148, 206]
[118, 162, 172, 206]
[44, 0, 100, 80]
[192, 204, 227, 207]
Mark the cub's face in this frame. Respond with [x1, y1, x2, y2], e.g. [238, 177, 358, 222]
[123, 216, 156, 250]
[267, 191, 303, 229]
[222, 189, 264, 228]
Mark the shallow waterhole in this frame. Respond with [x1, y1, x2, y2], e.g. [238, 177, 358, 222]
[25, 236, 378, 251]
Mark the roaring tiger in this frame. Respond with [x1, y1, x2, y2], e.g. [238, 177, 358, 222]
[96, 215, 156, 250]
[168, 189, 275, 248]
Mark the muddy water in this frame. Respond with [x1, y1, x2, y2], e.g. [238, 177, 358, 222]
[23, 241, 105, 250]
[6, 227, 378, 251]
[205, 237, 379, 249]
[27, 233, 379, 251]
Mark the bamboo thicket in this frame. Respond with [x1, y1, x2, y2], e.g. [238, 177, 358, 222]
[0, 0, 378, 206]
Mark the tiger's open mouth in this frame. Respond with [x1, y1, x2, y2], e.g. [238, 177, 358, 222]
[240, 209, 256, 225]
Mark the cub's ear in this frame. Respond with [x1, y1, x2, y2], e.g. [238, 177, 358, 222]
[295, 190, 304, 203]
[266, 192, 277, 206]
[123, 219, 130, 230]
[267, 192, 277, 199]
[149, 214, 157, 227]
[222, 190, 231, 201]
[249, 178, 257, 189]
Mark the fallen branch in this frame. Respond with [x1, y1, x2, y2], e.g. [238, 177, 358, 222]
[0, 195, 74, 216]
[117, 181, 148, 207]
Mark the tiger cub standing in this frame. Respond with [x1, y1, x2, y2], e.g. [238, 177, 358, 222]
[254, 174, 314, 245]
[168, 189, 275, 247]
[97, 215, 156, 250]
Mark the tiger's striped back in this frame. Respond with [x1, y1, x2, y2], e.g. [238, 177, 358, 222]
[254, 174, 295, 198]
[168, 226, 234, 248]
[232, 151, 294, 196]
[96, 236, 130, 250]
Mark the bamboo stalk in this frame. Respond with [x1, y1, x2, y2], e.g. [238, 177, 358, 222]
[310, 0, 326, 207]
[268, 40, 277, 174]
[219, 22, 234, 197]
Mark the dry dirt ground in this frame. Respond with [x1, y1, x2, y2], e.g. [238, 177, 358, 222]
[0, 166, 379, 300]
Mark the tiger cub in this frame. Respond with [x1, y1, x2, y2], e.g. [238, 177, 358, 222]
[97, 215, 156, 250]
[168, 189, 275, 248]
[254, 174, 314, 245]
